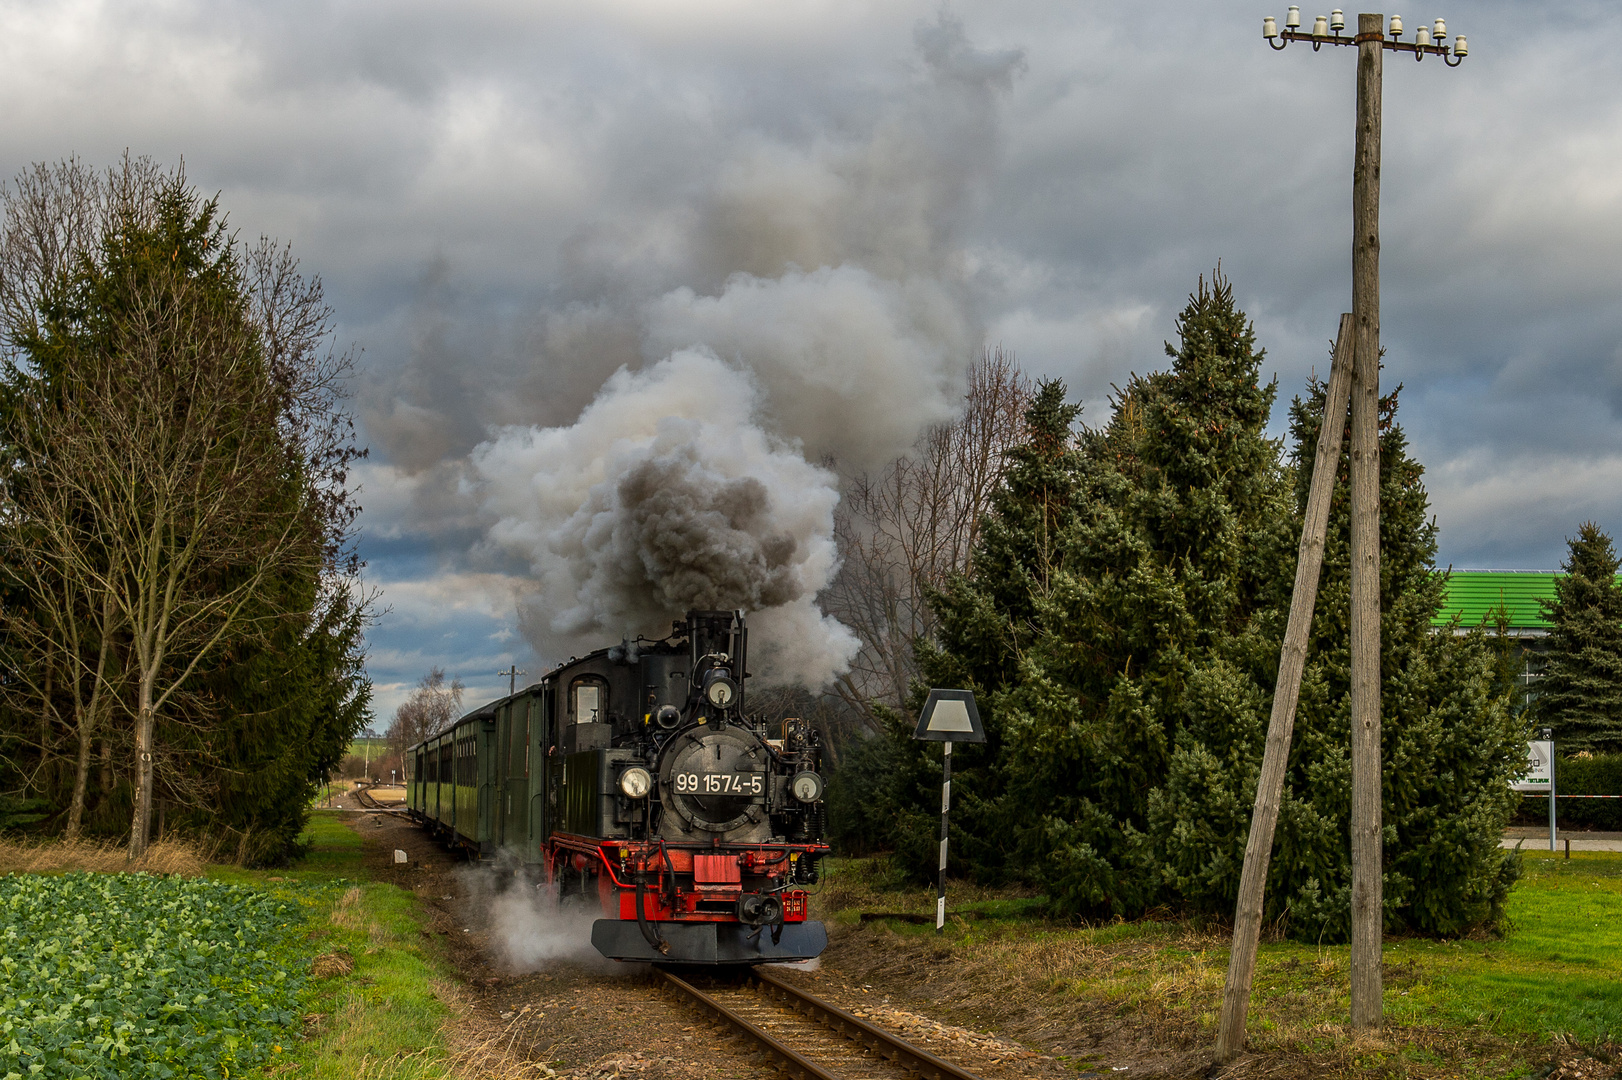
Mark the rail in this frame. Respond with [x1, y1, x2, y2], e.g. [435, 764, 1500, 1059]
[660, 967, 984, 1080]
[352, 783, 409, 814]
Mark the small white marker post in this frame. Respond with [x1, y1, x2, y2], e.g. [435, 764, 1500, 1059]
[912, 689, 985, 935]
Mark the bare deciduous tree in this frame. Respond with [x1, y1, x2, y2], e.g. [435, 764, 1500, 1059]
[24, 276, 322, 856]
[386, 668, 465, 763]
[0, 157, 347, 856]
[0, 157, 150, 836]
[826, 347, 1031, 734]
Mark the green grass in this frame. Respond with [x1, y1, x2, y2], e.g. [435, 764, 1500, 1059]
[814, 852, 1622, 1075]
[1381, 851, 1622, 1043]
[230, 811, 457, 1079]
[206, 811, 458, 1079]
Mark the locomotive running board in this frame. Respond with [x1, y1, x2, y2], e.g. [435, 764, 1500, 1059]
[592, 919, 828, 964]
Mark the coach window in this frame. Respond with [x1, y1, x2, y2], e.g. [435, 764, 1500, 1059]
[571, 677, 608, 724]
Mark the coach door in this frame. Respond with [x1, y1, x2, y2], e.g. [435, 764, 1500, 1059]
[505, 699, 528, 851]
[532, 682, 554, 853]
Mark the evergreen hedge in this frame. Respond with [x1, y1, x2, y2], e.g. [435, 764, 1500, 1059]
[1515, 753, 1622, 832]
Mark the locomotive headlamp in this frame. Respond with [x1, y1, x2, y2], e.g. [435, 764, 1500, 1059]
[704, 671, 737, 709]
[619, 766, 652, 798]
[791, 771, 824, 803]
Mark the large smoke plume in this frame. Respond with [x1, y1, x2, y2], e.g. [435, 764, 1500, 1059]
[445, 17, 1023, 686]
[474, 349, 857, 687]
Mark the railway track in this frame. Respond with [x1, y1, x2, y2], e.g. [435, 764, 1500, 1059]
[662, 967, 984, 1080]
[352, 783, 406, 814]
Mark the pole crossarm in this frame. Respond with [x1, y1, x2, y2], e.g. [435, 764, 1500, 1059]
[1265, 11, 1467, 65]
[1273, 30, 1458, 61]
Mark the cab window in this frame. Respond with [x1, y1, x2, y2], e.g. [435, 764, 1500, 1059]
[570, 677, 608, 724]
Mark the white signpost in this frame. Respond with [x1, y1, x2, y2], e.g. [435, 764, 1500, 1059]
[1511, 731, 1555, 851]
[912, 689, 986, 933]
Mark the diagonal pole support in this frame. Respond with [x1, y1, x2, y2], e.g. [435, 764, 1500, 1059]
[1214, 312, 1355, 1063]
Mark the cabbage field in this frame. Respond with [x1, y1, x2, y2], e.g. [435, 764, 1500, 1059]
[0, 872, 308, 1080]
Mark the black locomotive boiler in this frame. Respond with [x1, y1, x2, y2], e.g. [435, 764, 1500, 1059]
[405, 610, 828, 964]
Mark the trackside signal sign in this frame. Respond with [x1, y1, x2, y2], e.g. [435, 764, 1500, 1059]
[912, 689, 986, 744]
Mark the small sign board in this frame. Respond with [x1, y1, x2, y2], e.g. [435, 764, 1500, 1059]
[1512, 740, 1553, 793]
[912, 689, 985, 744]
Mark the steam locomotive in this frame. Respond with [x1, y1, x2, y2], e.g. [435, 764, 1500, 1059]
[404, 610, 828, 964]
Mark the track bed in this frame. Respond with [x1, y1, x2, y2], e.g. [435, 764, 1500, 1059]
[663, 967, 984, 1080]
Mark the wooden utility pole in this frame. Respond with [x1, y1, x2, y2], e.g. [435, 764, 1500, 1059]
[1215, 314, 1355, 1061]
[1223, 11, 1466, 1056]
[1348, 10, 1385, 1032]
[500, 665, 527, 697]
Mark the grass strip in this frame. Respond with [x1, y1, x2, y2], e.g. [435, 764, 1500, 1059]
[211, 811, 460, 1079]
[815, 850, 1622, 1076]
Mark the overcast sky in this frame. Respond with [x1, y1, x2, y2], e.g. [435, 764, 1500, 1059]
[5, 1, 1619, 720]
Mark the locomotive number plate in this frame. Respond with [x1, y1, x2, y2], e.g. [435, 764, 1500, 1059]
[674, 772, 763, 795]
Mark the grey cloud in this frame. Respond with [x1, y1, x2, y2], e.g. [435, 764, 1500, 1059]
[8, 0, 1622, 698]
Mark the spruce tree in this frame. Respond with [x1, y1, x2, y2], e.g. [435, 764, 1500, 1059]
[1533, 522, 1622, 752]
[0, 160, 368, 857]
[1276, 381, 1524, 939]
[917, 272, 1296, 916]
[903, 272, 1525, 939]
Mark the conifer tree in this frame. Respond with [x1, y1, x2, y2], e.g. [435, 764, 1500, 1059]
[1533, 522, 1622, 752]
[917, 272, 1295, 915]
[900, 272, 1524, 939]
[0, 158, 369, 858]
[1276, 380, 1523, 939]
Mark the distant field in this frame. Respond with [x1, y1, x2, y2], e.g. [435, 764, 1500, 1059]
[814, 850, 1622, 1076]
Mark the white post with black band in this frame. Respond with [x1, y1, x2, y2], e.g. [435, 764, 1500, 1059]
[912, 689, 985, 936]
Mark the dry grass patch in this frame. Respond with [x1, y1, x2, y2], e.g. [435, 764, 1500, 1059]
[811, 853, 1595, 1077]
[312, 950, 357, 978]
[332, 884, 367, 929]
[0, 835, 203, 875]
[444, 1003, 558, 1080]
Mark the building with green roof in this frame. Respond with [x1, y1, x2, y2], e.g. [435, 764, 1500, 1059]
[1433, 569, 1560, 636]
[1437, 570, 1558, 707]
[1429, 569, 1621, 708]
